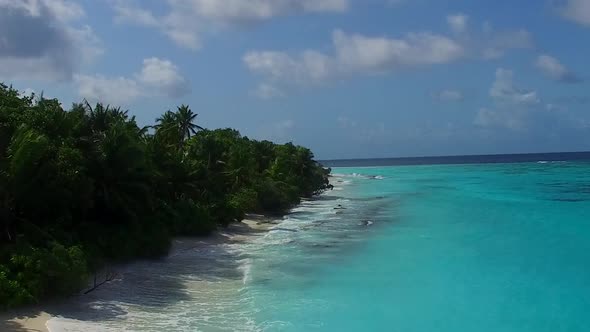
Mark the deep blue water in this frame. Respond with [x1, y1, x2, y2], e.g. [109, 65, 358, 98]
[48, 155, 590, 331]
[321, 151, 590, 167]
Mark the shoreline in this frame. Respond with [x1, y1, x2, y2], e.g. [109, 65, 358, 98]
[0, 215, 281, 332]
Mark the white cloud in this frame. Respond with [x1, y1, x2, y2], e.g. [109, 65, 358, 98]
[490, 68, 539, 105]
[244, 15, 535, 92]
[475, 68, 553, 131]
[447, 14, 468, 34]
[473, 102, 569, 132]
[251, 83, 285, 99]
[243, 50, 334, 83]
[560, 0, 590, 26]
[67, 24, 104, 63]
[481, 29, 533, 59]
[535, 54, 580, 83]
[111, 0, 159, 26]
[74, 74, 142, 106]
[137, 57, 190, 97]
[111, 0, 348, 49]
[0, 57, 70, 82]
[184, 0, 347, 21]
[0, 0, 85, 21]
[110, 0, 204, 49]
[244, 29, 464, 84]
[474, 107, 495, 127]
[435, 89, 464, 102]
[43, 0, 85, 22]
[447, 14, 534, 60]
[75, 57, 189, 105]
[111, 0, 197, 49]
[0, 0, 102, 81]
[333, 30, 464, 70]
[164, 22, 202, 50]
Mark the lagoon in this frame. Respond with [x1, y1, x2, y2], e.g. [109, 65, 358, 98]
[47, 158, 590, 331]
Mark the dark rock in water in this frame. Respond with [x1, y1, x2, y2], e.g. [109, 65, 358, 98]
[360, 220, 374, 226]
[334, 204, 346, 210]
[309, 243, 335, 249]
[270, 227, 298, 233]
[353, 196, 385, 202]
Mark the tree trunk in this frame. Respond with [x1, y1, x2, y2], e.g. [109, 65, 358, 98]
[84, 268, 117, 294]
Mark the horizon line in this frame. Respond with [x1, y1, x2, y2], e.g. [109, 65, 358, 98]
[319, 150, 590, 162]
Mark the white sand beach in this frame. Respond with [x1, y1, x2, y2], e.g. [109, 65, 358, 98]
[0, 216, 279, 332]
[0, 309, 51, 332]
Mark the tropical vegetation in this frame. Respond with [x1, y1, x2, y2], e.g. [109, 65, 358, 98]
[0, 83, 332, 309]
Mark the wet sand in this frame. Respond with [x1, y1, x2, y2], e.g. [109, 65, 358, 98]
[0, 309, 51, 332]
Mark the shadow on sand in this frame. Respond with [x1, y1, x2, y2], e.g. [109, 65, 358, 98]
[31, 220, 270, 324]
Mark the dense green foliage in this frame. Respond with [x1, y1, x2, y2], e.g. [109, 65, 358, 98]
[0, 84, 331, 309]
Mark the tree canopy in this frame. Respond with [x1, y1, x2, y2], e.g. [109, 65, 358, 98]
[0, 83, 332, 309]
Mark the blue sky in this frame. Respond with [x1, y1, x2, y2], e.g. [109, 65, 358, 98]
[2, 0, 590, 159]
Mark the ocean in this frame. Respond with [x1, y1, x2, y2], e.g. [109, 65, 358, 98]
[47, 153, 590, 331]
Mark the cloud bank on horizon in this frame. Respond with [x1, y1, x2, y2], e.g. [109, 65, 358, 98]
[1, 0, 589, 159]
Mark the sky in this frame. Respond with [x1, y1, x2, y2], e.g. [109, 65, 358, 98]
[1, 0, 590, 159]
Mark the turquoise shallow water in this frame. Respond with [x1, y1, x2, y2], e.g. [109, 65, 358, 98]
[48, 161, 590, 331]
[244, 162, 590, 331]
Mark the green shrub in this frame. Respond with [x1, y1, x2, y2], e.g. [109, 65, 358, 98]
[170, 199, 216, 236]
[0, 265, 34, 310]
[229, 188, 258, 220]
[4, 243, 89, 305]
[255, 179, 297, 213]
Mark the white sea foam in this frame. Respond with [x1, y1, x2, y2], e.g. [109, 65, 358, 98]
[237, 258, 253, 285]
[329, 173, 347, 177]
[537, 160, 567, 164]
[333, 172, 384, 180]
[331, 172, 364, 178]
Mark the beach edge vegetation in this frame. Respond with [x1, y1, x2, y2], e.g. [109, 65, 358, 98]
[0, 83, 332, 310]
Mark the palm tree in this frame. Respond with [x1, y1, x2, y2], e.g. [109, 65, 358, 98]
[155, 111, 176, 128]
[91, 122, 151, 220]
[154, 111, 179, 147]
[84, 101, 129, 134]
[176, 105, 204, 141]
